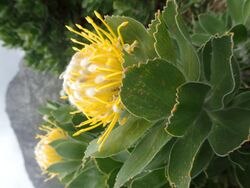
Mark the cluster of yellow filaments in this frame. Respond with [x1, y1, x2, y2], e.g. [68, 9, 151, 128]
[61, 11, 133, 149]
[35, 126, 66, 178]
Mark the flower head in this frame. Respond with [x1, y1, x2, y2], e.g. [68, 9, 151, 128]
[35, 126, 66, 178]
[62, 12, 131, 149]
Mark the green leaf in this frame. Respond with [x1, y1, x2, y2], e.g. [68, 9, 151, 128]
[230, 24, 248, 45]
[50, 139, 67, 148]
[200, 39, 212, 81]
[59, 172, 75, 184]
[154, 16, 177, 64]
[95, 158, 122, 174]
[234, 165, 250, 188]
[198, 13, 226, 35]
[67, 163, 108, 188]
[107, 168, 120, 188]
[47, 161, 80, 174]
[162, 0, 200, 80]
[130, 168, 168, 188]
[229, 150, 250, 170]
[111, 151, 130, 163]
[37, 101, 60, 115]
[191, 141, 214, 178]
[168, 112, 212, 188]
[232, 91, 250, 110]
[243, 0, 250, 24]
[145, 138, 176, 171]
[191, 33, 210, 47]
[166, 82, 210, 136]
[105, 15, 156, 66]
[37, 106, 53, 116]
[223, 58, 241, 105]
[205, 157, 230, 178]
[202, 40, 240, 104]
[121, 59, 185, 121]
[52, 105, 74, 123]
[114, 122, 172, 188]
[84, 116, 153, 158]
[148, 11, 161, 35]
[208, 108, 250, 156]
[227, 0, 244, 24]
[55, 141, 86, 160]
[46, 100, 60, 110]
[72, 113, 87, 126]
[56, 122, 76, 132]
[69, 133, 94, 145]
[207, 34, 235, 110]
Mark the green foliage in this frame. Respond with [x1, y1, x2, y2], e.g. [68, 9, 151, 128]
[36, 0, 250, 187]
[166, 82, 210, 136]
[114, 122, 172, 188]
[106, 16, 156, 63]
[84, 116, 153, 158]
[167, 112, 212, 188]
[121, 59, 185, 121]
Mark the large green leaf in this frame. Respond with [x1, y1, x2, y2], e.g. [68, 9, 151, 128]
[84, 116, 153, 158]
[67, 163, 108, 188]
[208, 108, 250, 156]
[166, 82, 210, 136]
[162, 0, 200, 80]
[47, 161, 80, 175]
[153, 15, 177, 64]
[201, 38, 240, 105]
[130, 168, 168, 188]
[55, 141, 86, 160]
[121, 59, 185, 121]
[227, 0, 244, 24]
[191, 141, 214, 178]
[114, 122, 172, 188]
[95, 158, 122, 174]
[207, 34, 235, 110]
[232, 91, 250, 110]
[168, 112, 212, 188]
[105, 16, 156, 66]
[145, 138, 176, 171]
[198, 13, 226, 35]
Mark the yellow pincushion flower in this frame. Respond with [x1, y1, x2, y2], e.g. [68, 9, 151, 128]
[62, 12, 133, 148]
[35, 127, 66, 178]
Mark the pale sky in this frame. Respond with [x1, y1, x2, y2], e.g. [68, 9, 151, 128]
[0, 43, 34, 188]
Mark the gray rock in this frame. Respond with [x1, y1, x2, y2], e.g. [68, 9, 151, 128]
[6, 61, 63, 188]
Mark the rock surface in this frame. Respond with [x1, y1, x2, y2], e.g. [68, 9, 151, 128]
[6, 61, 63, 188]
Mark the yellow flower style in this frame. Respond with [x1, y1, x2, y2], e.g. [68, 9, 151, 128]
[62, 12, 132, 148]
[35, 127, 66, 178]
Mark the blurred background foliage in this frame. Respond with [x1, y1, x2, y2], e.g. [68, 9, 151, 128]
[0, 0, 162, 74]
[0, 0, 234, 74]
